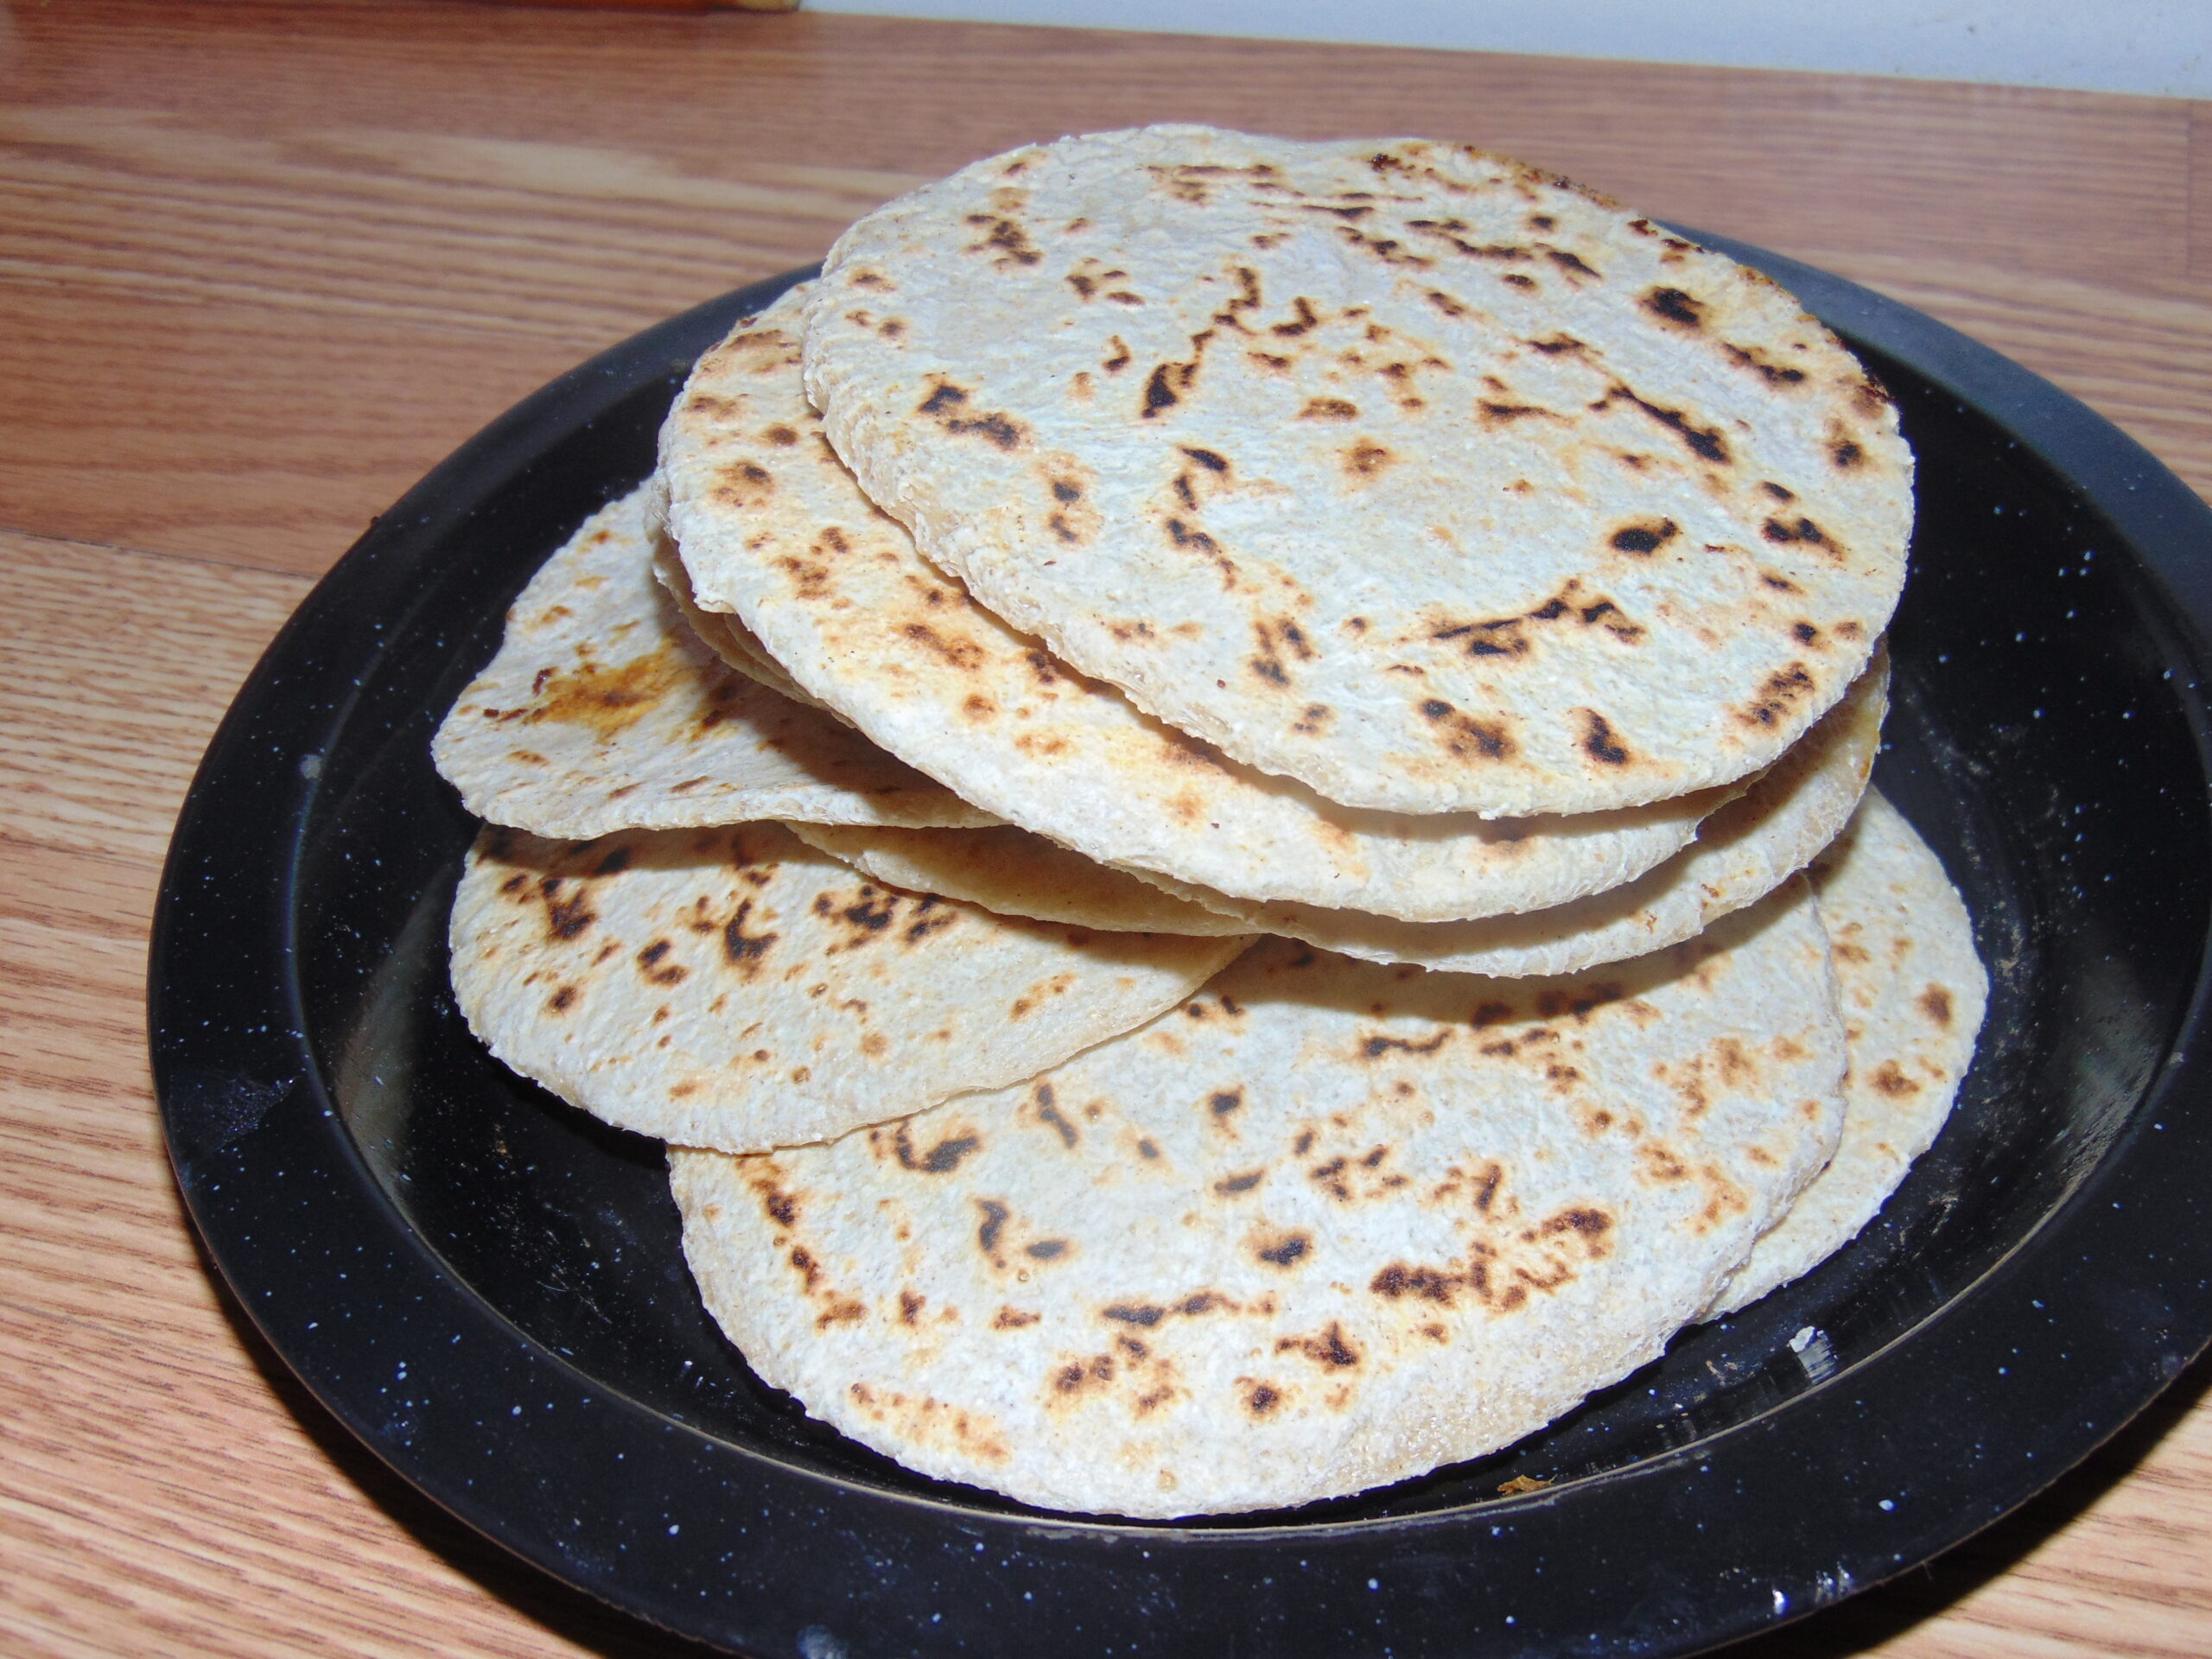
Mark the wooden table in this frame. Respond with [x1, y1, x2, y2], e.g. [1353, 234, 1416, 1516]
[4, 3, 2210, 1653]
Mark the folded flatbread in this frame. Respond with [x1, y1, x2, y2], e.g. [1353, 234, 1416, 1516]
[433, 486, 993, 837]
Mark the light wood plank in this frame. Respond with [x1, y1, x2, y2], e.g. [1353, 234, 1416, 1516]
[0, 106, 912, 342]
[0, 1298, 685, 1659]
[2191, 103, 2212, 283]
[0, 530, 311, 862]
[0, 833, 224, 1349]
[0, 286, 609, 576]
[0, 101, 917, 571]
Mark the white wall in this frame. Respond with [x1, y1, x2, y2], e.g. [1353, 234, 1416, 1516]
[804, 0, 2212, 100]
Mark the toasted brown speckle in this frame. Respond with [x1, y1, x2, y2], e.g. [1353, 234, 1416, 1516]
[1609, 518, 1679, 556]
[1580, 710, 1631, 766]
[1276, 1322, 1361, 1370]
[1243, 1381, 1284, 1416]
[1871, 1059, 1921, 1098]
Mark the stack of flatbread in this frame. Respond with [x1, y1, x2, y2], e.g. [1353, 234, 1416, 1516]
[432, 126, 1986, 1518]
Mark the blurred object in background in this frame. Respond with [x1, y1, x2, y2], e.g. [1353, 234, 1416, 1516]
[467, 0, 798, 10]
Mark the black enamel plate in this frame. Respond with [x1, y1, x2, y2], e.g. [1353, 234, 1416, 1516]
[153, 238, 2212, 1657]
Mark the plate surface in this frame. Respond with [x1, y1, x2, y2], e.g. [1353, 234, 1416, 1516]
[154, 239, 2212, 1657]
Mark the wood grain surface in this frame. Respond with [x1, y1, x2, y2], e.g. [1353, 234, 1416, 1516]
[3, 3, 2209, 1654]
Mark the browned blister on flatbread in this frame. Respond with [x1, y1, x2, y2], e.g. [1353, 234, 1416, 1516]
[432, 486, 993, 836]
[660, 287, 1734, 925]
[803, 125, 1911, 818]
[671, 878, 1845, 1516]
[448, 820, 1250, 1151]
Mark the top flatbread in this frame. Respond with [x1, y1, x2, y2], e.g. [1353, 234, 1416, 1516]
[804, 124, 1911, 817]
[671, 877, 1845, 1517]
[432, 486, 992, 837]
[662, 287, 1734, 925]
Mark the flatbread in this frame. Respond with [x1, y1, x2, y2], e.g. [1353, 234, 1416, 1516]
[785, 823, 1248, 935]
[1703, 791, 1986, 1317]
[804, 125, 1910, 817]
[661, 287, 1737, 925]
[652, 529, 827, 713]
[671, 880, 1845, 1516]
[448, 821, 1249, 1152]
[432, 486, 993, 836]
[1147, 651, 1886, 976]
[639, 473, 835, 714]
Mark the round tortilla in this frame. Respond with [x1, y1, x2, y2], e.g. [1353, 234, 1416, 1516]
[449, 821, 1250, 1152]
[1702, 790, 1986, 1317]
[431, 486, 992, 837]
[804, 124, 1910, 817]
[785, 823, 1248, 936]
[661, 287, 1735, 925]
[652, 528, 828, 714]
[1145, 651, 1886, 976]
[671, 880, 1845, 1516]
